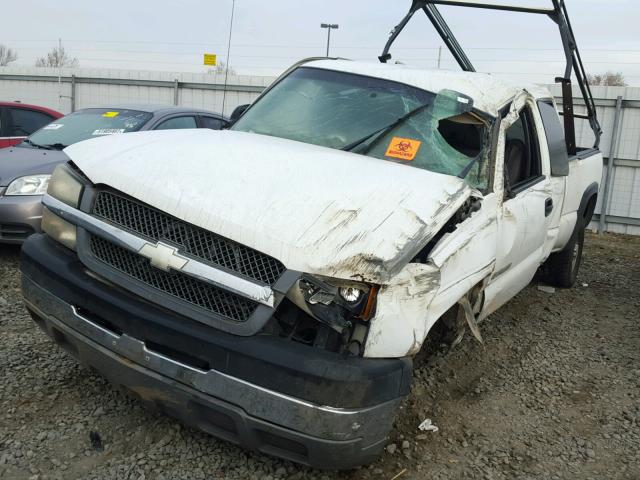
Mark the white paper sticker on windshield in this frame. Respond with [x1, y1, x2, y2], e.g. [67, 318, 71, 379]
[43, 124, 64, 130]
[92, 129, 125, 136]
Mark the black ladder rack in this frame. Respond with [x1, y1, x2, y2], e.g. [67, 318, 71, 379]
[379, 0, 602, 154]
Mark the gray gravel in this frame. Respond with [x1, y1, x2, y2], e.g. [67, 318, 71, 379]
[1, 232, 639, 480]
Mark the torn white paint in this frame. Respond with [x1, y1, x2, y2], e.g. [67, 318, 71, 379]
[364, 262, 441, 357]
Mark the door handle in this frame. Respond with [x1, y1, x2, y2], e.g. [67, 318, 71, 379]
[545, 198, 553, 217]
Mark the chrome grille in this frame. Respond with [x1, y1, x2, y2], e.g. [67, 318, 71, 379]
[92, 191, 286, 285]
[89, 235, 257, 322]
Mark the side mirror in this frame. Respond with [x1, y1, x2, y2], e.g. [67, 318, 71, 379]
[229, 104, 249, 124]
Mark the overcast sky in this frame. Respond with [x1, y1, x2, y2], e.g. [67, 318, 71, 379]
[2, 0, 639, 85]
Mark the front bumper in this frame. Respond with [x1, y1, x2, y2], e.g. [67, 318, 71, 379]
[0, 193, 43, 243]
[20, 234, 411, 469]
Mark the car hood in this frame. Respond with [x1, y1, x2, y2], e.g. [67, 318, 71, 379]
[0, 145, 68, 186]
[65, 129, 474, 283]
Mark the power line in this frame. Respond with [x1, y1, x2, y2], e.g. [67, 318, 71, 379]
[5, 39, 640, 53]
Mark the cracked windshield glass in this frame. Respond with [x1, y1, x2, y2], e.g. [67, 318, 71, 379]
[232, 67, 492, 190]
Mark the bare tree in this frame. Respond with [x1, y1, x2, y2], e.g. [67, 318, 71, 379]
[208, 61, 236, 76]
[0, 44, 18, 66]
[35, 45, 78, 68]
[587, 71, 627, 87]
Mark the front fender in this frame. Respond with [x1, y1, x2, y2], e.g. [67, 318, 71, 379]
[363, 195, 499, 358]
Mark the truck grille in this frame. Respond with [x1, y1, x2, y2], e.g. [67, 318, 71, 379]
[92, 191, 285, 285]
[89, 235, 258, 323]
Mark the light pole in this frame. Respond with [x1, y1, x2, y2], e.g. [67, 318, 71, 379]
[222, 0, 236, 117]
[320, 23, 339, 57]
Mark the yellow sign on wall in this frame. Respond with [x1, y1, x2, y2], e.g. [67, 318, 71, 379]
[203, 54, 217, 66]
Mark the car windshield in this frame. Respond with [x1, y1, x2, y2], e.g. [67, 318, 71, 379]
[232, 67, 492, 190]
[26, 108, 152, 149]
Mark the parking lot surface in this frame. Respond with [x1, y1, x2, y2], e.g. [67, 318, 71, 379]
[0, 232, 638, 480]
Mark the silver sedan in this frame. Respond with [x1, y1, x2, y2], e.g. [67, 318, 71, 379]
[0, 104, 227, 244]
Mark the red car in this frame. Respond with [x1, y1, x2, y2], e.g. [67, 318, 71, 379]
[0, 102, 63, 149]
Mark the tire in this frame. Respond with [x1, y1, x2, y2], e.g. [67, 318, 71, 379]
[541, 222, 585, 288]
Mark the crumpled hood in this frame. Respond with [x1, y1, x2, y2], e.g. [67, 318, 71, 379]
[0, 145, 67, 186]
[65, 129, 473, 283]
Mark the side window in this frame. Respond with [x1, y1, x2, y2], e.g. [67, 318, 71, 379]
[199, 116, 226, 130]
[9, 108, 54, 136]
[504, 106, 542, 192]
[154, 116, 197, 130]
[0, 108, 4, 136]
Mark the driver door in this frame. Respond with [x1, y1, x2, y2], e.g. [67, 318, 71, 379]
[486, 101, 554, 310]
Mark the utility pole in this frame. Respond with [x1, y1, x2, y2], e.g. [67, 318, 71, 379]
[221, 0, 235, 117]
[320, 23, 339, 57]
[58, 38, 62, 111]
[437, 45, 442, 69]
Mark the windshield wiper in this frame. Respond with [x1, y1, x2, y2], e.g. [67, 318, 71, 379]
[22, 138, 52, 150]
[44, 143, 67, 150]
[341, 102, 432, 153]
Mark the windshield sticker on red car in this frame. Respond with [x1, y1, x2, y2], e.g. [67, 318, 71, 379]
[385, 137, 422, 161]
[102, 111, 120, 118]
[43, 124, 64, 130]
[92, 128, 125, 136]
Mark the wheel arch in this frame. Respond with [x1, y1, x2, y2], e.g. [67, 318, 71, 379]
[578, 182, 599, 226]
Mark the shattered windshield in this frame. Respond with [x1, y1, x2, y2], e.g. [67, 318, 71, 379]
[232, 67, 492, 190]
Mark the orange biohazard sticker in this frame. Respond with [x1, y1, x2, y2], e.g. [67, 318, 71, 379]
[385, 137, 422, 161]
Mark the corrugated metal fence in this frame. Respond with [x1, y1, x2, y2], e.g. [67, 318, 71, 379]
[0, 66, 271, 116]
[547, 84, 640, 235]
[1, 67, 638, 234]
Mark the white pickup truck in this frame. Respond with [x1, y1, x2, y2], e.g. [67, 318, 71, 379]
[21, 0, 603, 470]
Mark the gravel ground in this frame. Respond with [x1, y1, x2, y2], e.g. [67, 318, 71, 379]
[0, 232, 639, 480]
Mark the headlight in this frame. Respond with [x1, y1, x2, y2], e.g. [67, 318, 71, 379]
[339, 286, 363, 303]
[41, 207, 77, 251]
[47, 164, 84, 207]
[299, 275, 378, 321]
[5, 174, 51, 196]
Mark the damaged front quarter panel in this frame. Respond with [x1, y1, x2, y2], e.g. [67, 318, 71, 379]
[363, 190, 499, 358]
[280, 184, 480, 359]
[364, 262, 441, 358]
[313, 180, 474, 285]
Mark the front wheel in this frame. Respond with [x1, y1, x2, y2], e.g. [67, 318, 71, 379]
[541, 223, 585, 288]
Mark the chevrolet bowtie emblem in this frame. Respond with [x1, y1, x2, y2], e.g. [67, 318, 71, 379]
[138, 241, 189, 272]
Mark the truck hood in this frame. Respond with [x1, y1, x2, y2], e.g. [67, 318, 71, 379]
[0, 145, 67, 186]
[65, 129, 474, 283]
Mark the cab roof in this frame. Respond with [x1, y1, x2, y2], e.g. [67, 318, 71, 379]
[304, 59, 552, 117]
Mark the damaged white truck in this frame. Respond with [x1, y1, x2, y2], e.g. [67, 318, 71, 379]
[21, 0, 603, 470]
